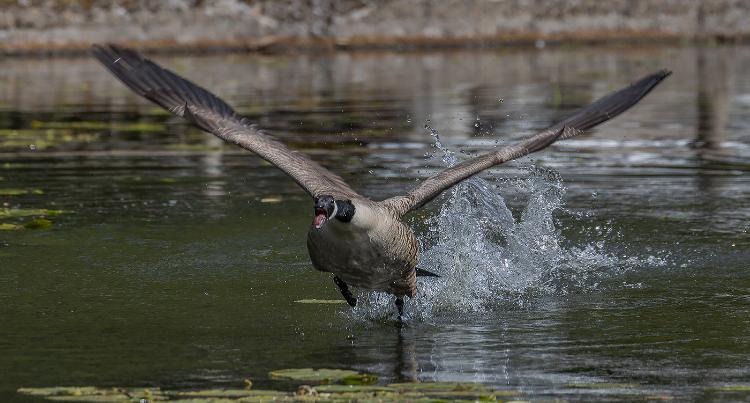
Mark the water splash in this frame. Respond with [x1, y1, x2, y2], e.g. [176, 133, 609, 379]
[351, 125, 665, 322]
[413, 168, 622, 318]
[425, 123, 459, 167]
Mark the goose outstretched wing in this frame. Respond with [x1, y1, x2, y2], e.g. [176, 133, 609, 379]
[384, 70, 671, 215]
[92, 44, 360, 200]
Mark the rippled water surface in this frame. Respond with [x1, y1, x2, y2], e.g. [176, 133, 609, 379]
[1, 45, 749, 401]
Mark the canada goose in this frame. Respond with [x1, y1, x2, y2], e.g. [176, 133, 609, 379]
[92, 44, 670, 317]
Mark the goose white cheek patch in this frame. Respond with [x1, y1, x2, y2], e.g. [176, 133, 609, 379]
[331, 202, 338, 218]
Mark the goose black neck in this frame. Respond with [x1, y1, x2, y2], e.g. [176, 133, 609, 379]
[334, 200, 355, 222]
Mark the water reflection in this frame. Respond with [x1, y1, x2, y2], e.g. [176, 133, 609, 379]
[694, 47, 732, 151]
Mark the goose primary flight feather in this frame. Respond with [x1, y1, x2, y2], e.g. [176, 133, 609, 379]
[92, 44, 670, 317]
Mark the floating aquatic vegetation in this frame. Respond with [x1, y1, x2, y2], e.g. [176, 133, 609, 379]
[314, 385, 395, 393]
[388, 382, 491, 392]
[18, 380, 526, 402]
[16, 386, 164, 402]
[166, 388, 288, 398]
[0, 223, 20, 230]
[0, 208, 64, 219]
[23, 218, 53, 230]
[384, 382, 517, 401]
[0, 188, 44, 196]
[708, 385, 750, 392]
[268, 368, 363, 383]
[294, 299, 347, 304]
[260, 196, 283, 203]
[30, 120, 166, 132]
[0, 128, 99, 150]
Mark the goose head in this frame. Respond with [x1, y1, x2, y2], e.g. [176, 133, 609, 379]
[313, 195, 355, 229]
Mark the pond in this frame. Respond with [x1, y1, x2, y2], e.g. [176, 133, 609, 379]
[1, 44, 749, 402]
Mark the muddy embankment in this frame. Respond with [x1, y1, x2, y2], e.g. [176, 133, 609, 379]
[1, 0, 749, 55]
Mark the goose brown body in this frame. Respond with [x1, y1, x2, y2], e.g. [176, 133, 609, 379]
[91, 43, 670, 307]
[307, 200, 419, 297]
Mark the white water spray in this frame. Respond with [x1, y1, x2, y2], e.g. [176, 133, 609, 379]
[352, 125, 664, 321]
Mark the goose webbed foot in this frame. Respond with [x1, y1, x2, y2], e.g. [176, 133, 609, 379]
[333, 276, 357, 307]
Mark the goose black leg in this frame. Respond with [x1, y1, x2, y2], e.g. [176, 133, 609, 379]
[395, 297, 404, 319]
[333, 276, 357, 307]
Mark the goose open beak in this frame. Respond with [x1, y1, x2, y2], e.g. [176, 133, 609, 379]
[313, 208, 327, 229]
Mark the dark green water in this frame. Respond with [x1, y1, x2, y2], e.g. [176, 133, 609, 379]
[1, 45, 749, 402]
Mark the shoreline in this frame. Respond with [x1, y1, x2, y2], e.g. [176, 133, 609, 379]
[0, 0, 748, 57]
[0, 31, 744, 58]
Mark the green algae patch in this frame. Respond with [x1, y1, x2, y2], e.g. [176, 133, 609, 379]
[0, 208, 65, 218]
[269, 368, 362, 383]
[0, 188, 43, 196]
[0, 223, 21, 230]
[294, 299, 347, 304]
[24, 218, 53, 230]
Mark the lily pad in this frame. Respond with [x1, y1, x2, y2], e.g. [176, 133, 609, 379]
[341, 373, 378, 385]
[294, 299, 347, 304]
[269, 368, 362, 383]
